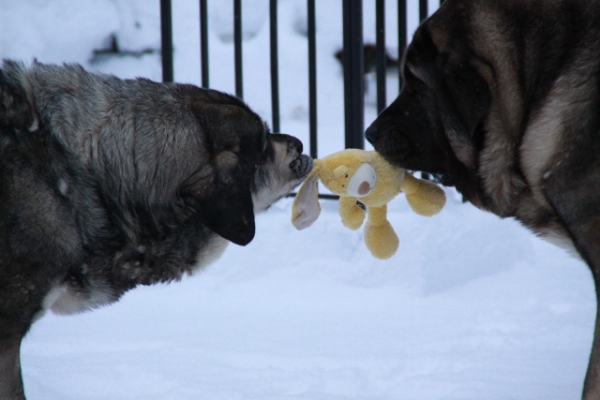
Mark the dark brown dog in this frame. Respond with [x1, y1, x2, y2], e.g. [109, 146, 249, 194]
[366, 0, 600, 398]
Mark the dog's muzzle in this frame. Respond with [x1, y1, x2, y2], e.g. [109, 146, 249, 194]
[291, 155, 313, 179]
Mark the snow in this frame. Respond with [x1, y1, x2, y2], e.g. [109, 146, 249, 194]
[1, 0, 595, 399]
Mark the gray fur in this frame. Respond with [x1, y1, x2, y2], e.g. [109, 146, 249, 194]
[0, 59, 312, 399]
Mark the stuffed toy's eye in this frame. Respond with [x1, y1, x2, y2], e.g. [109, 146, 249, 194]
[347, 163, 376, 197]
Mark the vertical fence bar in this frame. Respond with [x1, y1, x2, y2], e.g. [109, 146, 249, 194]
[398, 0, 406, 93]
[160, 0, 174, 83]
[419, 0, 428, 21]
[234, 0, 243, 99]
[199, 0, 209, 88]
[342, 0, 364, 149]
[307, 0, 318, 158]
[418, 0, 430, 180]
[375, 0, 386, 113]
[269, 0, 281, 133]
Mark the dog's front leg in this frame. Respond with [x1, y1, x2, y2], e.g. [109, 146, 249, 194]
[0, 335, 25, 400]
[584, 310, 600, 400]
[544, 168, 600, 399]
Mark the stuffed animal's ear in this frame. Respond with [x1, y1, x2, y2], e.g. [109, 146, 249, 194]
[292, 172, 321, 230]
[332, 165, 349, 179]
[179, 160, 256, 246]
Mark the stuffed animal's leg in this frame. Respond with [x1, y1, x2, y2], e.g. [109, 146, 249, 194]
[364, 205, 399, 259]
[401, 173, 446, 216]
[339, 196, 366, 230]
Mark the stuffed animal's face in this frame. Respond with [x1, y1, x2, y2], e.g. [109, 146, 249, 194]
[317, 162, 377, 198]
[314, 149, 373, 196]
[315, 150, 404, 207]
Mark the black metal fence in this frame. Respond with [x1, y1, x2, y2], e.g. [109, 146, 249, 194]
[159, 0, 441, 159]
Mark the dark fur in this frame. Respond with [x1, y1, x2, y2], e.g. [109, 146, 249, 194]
[366, 0, 600, 398]
[0, 60, 312, 399]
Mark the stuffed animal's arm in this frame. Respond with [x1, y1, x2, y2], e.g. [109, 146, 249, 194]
[364, 204, 399, 259]
[339, 196, 365, 230]
[401, 173, 446, 216]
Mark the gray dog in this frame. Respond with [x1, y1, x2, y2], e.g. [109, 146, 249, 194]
[0, 60, 312, 399]
[366, 0, 600, 397]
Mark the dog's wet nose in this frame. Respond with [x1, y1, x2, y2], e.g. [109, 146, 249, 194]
[365, 124, 378, 145]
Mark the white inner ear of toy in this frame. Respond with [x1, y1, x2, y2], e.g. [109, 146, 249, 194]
[347, 163, 376, 198]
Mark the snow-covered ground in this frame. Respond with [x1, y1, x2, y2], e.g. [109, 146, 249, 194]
[1, 0, 595, 399]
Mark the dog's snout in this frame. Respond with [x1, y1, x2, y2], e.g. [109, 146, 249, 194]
[271, 133, 304, 155]
[288, 136, 303, 155]
[365, 124, 378, 145]
[278, 134, 303, 155]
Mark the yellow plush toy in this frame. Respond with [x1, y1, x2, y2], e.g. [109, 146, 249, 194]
[291, 149, 446, 259]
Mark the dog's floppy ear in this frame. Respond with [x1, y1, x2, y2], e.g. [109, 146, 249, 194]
[408, 27, 490, 168]
[292, 169, 320, 230]
[180, 94, 268, 246]
[440, 55, 491, 137]
[410, 27, 491, 137]
[438, 54, 490, 169]
[179, 152, 256, 246]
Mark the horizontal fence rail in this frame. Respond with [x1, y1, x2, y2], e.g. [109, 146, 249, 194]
[159, 0, 442, 197]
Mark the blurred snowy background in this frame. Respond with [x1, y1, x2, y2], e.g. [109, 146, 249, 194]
[1, 0, 595, 399]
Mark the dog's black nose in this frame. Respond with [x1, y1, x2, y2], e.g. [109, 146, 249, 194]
[365, 124, 378, 144]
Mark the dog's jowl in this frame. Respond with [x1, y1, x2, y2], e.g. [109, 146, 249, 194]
[0, 60, 312, 399]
